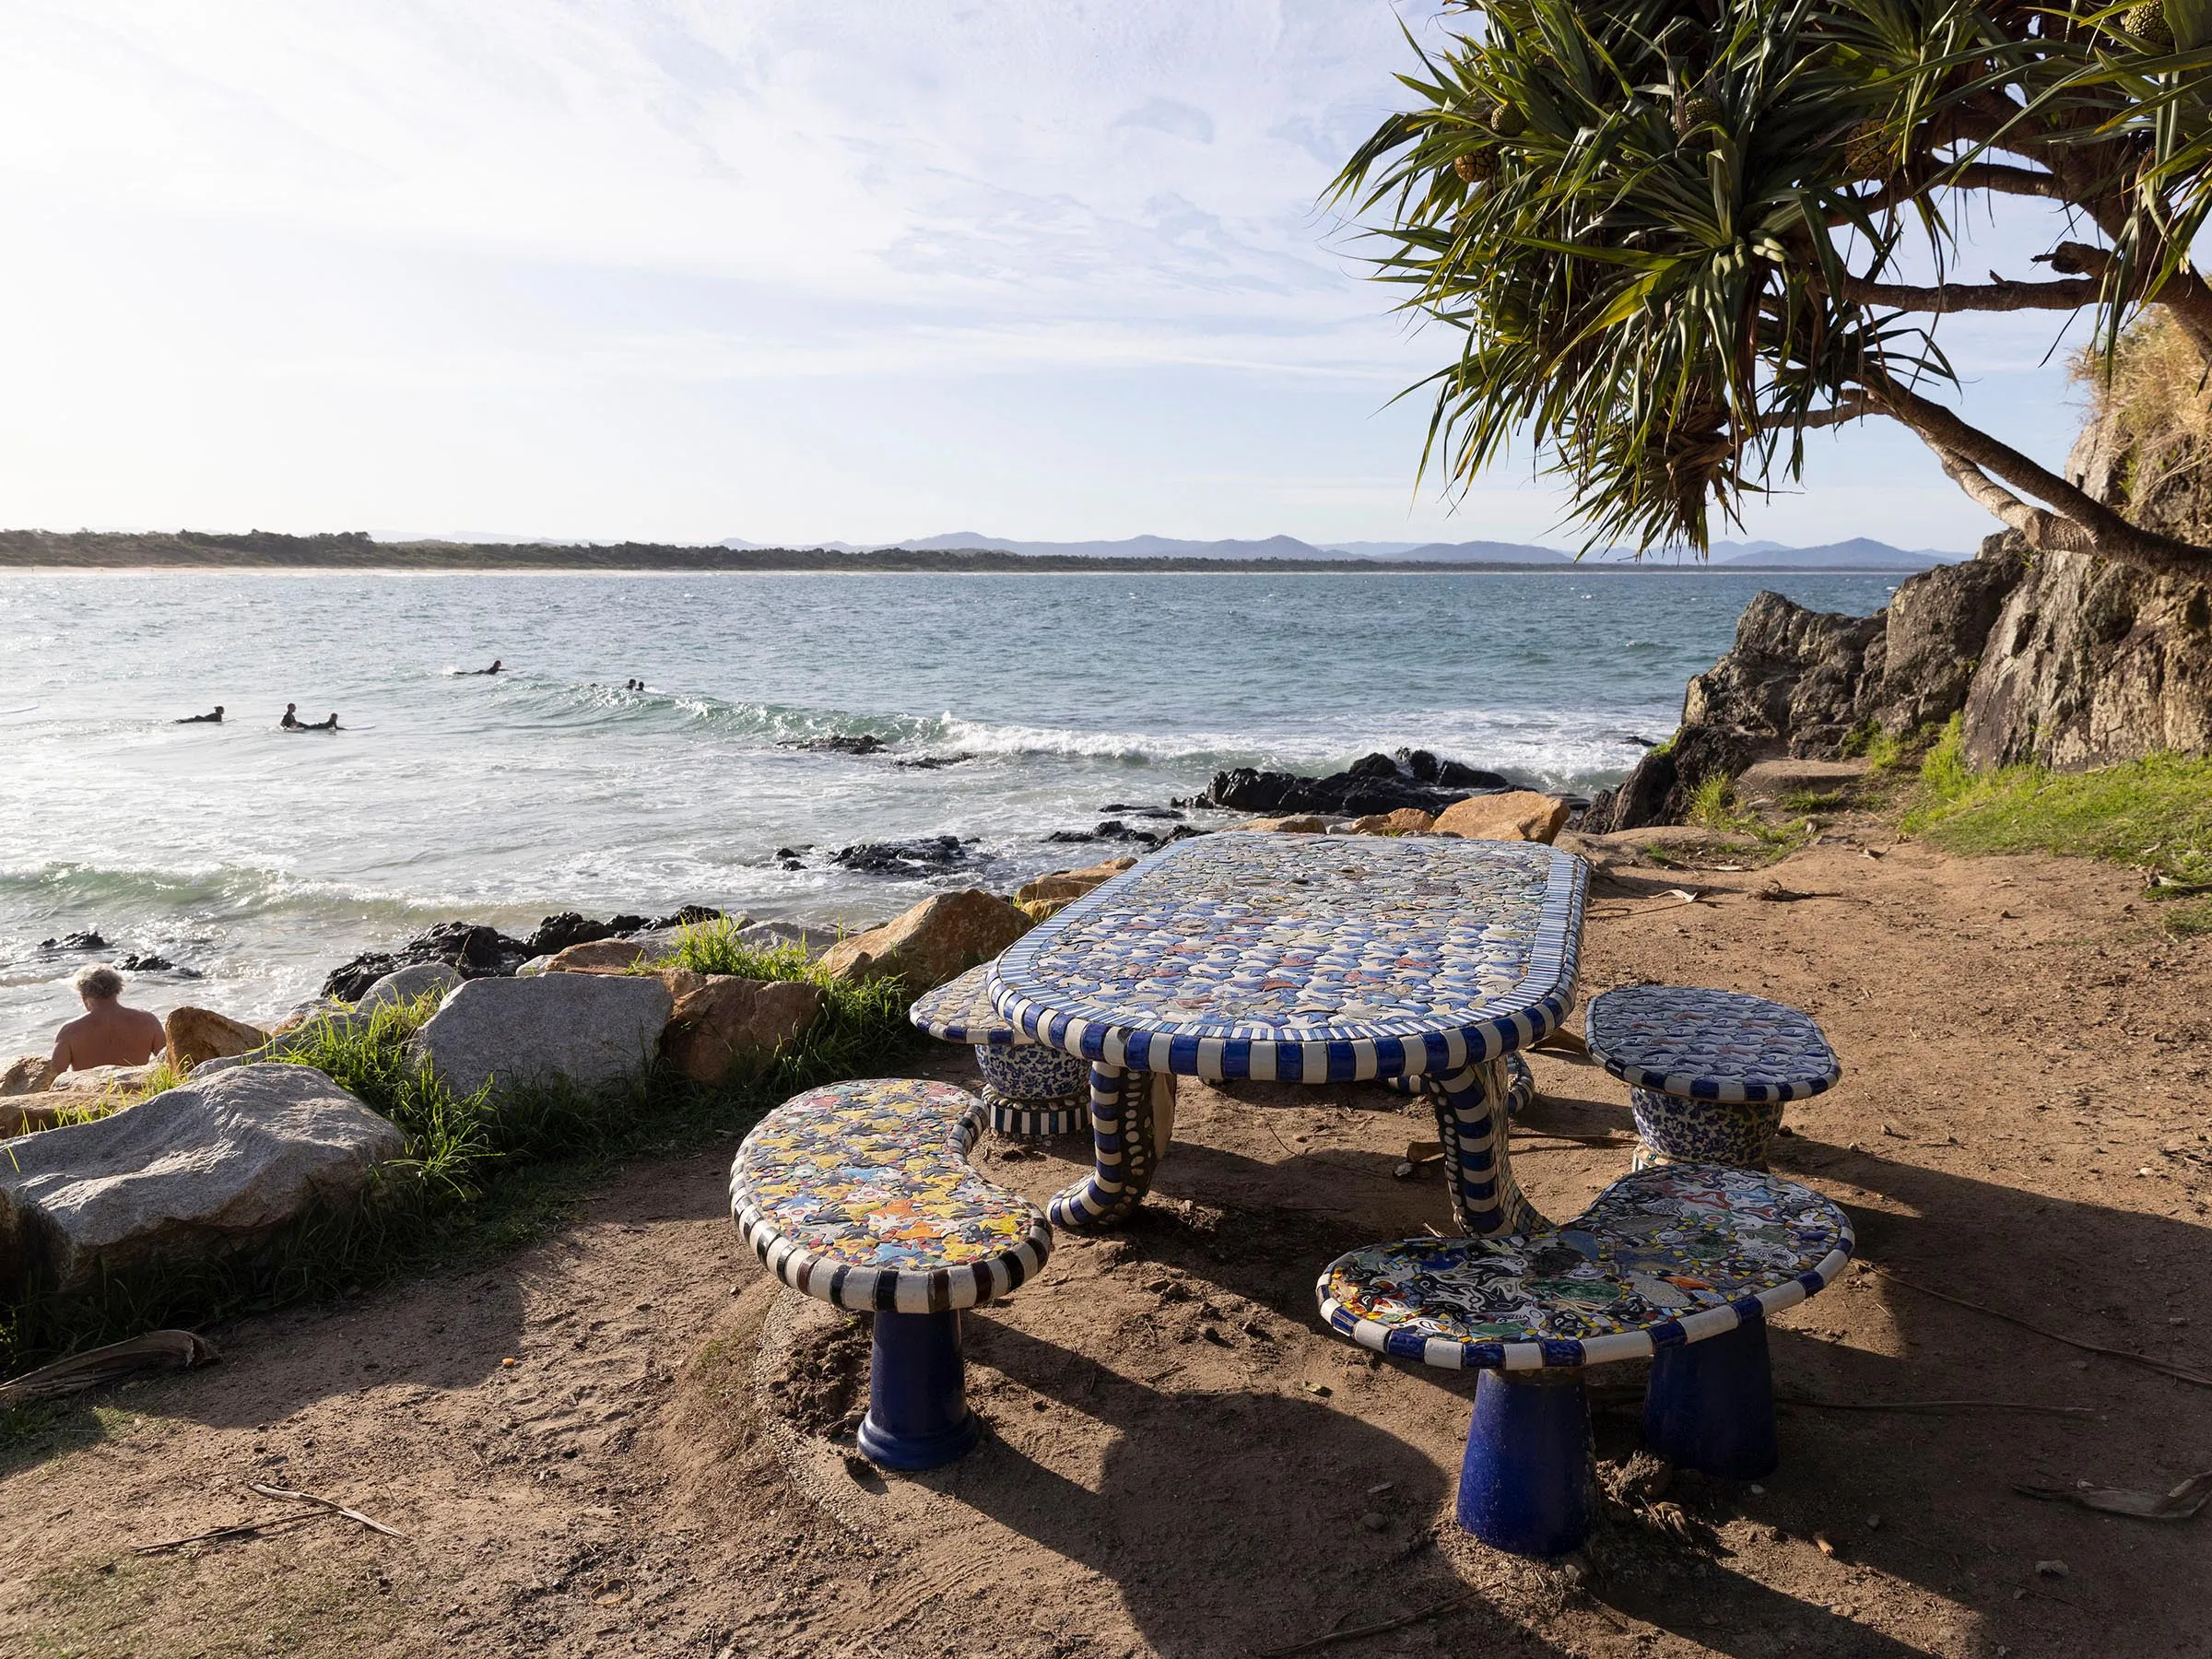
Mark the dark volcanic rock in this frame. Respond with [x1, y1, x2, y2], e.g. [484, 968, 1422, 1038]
[1581, 725, 1754, 834]
[1870, 546, 2027, 735]
[1681, 592, 1884, 758]
[893, 753, 973, 770]
[114, 953, 175, 972]
[322, 920, 535, 1000]
[794, 733, 887, 756]
[526, 912, 618, 956]
[831, 836, 978, 875]
[1177, 751, 1513, 818]
[39, 932, 107, 952]
[639, 904, 724, 933]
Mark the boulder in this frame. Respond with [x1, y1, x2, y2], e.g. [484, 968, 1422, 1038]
[542, 938, 651, 975]
[0, 1064, 405, 1297]
[163, 1006, 269, 1072]
[818, 890, 1033, 995]
[355, 961, 465, 1011]
[1, 1055, 58, 1099]
[1014, 857, 1137, 907]
[409, 973, 674, 1099]
[525, 911, 619, 956]
[1432, 792, 1570, 843]
[1232, 816, 1329, 834]
[659, 977, 825, 1086]
[1349, 808, 1436, 835]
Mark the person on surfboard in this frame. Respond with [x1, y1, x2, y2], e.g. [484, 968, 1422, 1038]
[174, 706, 223, 724]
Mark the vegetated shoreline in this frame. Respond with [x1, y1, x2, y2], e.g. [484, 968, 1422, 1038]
[0, 529, 1917, 575]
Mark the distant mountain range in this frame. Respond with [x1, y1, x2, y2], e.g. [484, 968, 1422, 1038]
[720, 531, 1967, 570]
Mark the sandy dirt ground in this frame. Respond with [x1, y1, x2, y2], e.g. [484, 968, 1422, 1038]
[3, 808, 2208, 1659]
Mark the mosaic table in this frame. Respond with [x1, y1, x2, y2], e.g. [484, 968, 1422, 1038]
[989, 832, 1589, 1231]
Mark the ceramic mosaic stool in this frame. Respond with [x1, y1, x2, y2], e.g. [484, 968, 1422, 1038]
[910, 962, 1089, 1137]
[728, 1077, 1053, 1469]
[1314, 1058, 1852, 1556]
[1585, 987, 1841, 1172]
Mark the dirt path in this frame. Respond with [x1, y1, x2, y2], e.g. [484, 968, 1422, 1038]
[4, 818, 2207, 1659]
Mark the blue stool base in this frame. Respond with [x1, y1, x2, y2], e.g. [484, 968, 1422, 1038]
[857, 1309, 981, 1471]
[1458, 1369, 1591, 1557]
[1642, 1318, 1778, 1479]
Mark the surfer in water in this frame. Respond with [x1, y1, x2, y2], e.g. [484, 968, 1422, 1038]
[174, 706, 223, 724]
[279, 704, 337, 730]
[280, 703, 300, 728]
[465, 659, 501, 676]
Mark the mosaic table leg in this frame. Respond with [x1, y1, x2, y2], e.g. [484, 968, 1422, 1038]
[1457, 1366, 1593, 1557]
[1428, 1059, 1540, 1238]
[1046, 1061, 1174, 1230]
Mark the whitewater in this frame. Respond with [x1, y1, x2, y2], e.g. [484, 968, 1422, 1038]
[0, 567, 1898, 1053]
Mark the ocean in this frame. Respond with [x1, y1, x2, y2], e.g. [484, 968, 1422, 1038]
[0, 568, 1899, 1054]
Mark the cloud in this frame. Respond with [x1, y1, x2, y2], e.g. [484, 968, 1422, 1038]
[1111, 98, 1217, 144]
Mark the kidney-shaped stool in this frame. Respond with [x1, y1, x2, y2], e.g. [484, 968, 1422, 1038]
[729, 1077, 1053, 1469]
[1585, 987, 1841, 1172]
[910, 961, 1089, 1136]
[1316, 1162, 1853, 1556]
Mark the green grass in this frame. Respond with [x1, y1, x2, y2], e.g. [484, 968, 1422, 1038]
[1902, 723, 2212, 933]
[0, 929, 915, 1382]
[1685, 771, 1742, 830]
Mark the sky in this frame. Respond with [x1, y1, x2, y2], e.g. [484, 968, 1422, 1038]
[0, 1, 2108, 552]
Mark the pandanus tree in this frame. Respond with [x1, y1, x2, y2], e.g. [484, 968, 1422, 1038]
[1334, 0, 2212, 579]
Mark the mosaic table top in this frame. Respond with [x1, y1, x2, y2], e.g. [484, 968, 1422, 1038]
[991, 833, 1587, 1082]
[1319, 1161, 1853, 1370]
[909, 961, 1021, 1046]
[1586, 986, 1841, 1103]
[728, 1077, 1052, 1314]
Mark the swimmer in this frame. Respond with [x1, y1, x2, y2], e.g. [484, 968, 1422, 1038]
[305, 712, 339, 731]
[174, 705, 223, 724]
[280, 703, 300, 728]
[48, 964, 166, 1074]
[466, 659, 502, 676]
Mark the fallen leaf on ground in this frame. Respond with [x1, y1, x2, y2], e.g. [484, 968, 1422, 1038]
[2016, 1470, 2212, 1522]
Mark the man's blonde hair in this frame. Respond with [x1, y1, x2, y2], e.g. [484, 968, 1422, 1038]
[74, 964, 124, 1001]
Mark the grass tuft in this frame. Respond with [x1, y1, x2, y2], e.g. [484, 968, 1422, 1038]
[2, 947, 915, 1382]
[1904, 744, 2212, 937]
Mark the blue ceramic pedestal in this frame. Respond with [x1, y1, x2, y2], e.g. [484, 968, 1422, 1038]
[857, 1310, 982, 1470]
[1642, 1318, 1779, 1479]
[1457, 1369, 1592, 1557]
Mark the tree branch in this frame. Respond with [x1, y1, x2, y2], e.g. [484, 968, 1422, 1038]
[1845, 274, 2098, 313]
[1945, 161, 2066, 200]
[2041, 241, 2212, 359]
[1867, 378, 2212, 582]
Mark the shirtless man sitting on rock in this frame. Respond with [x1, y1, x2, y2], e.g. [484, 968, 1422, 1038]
[48, 965, 166, 1074]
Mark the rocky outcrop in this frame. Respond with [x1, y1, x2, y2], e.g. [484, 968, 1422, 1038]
[409, 974, 674, 1100]
[1961, 535, 2212, 769]
[1179, 749, 1513, 818]
[1679, 591, 1885, 757]
[818, 890, 1033, 995]
[831, 836, 982, 875]
[163, 1007, 267, 1071]
[1586, 549, 2037, 830]
[660, 977, 825, 1086]
[1432, 790, 1571, 843]
[0, 1064, 405, 1297]
[322, 921, 535, 1000]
